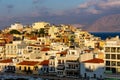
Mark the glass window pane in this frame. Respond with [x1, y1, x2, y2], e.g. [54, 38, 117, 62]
[105, 47, 110, 52]
[106, 54, 110, 59]
[117, 54, 120, 59]
[111, 61, 116, 66]
[111, 54, 116, 59]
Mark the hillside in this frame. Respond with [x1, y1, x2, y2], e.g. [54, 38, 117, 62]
[87, 14, 120, 32]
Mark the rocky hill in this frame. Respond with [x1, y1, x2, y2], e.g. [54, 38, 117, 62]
[87, 14, 120, 32]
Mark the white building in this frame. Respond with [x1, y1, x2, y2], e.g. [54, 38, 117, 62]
[9, 23, 23, 30]
[80, 58, 104, 79]
[56, 48, 80, 78]
[5, 41, 27, 59]
[32, 22, 49, 30]
[48, 25, 58, 39]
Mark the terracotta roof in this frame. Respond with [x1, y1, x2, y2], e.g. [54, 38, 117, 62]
[84, 50, 92, 53]
[57, 50, 67, 55]
[18, 61, 39, 66]
[45, 44, 50, 46]
[29, 44, 36, 46]
[41, 47, 50, 51]
[39, 60, 49, 66]
[83, 58, 104, 63]
[0, 43, 5, 46]
[29, 36, 37, 40]
[0, 59, 12, 63]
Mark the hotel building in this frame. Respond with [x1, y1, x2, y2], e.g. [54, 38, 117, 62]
[104, 36, 120, 79]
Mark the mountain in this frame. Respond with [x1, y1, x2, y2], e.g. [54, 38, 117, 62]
[86, 14, 120, 32]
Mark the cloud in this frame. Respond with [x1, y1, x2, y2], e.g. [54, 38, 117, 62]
[77, 0, 120, 14]
[1, 0, 120, 30]
[98, 0, 120, 9]
[86, 8, 101, 14]
[78, 0, 97, 9]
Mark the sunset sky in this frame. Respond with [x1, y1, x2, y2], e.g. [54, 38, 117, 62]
[0, 0, 120, 29]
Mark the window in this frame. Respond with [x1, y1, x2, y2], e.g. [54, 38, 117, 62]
[24, 67, 26, 71]
[117, 54, 120, 59]
[106, 54, 110, 59]
[50, 67, 54, 71]
[71, 52, 75, 55]
[76, 64, 79, 68]
[14, 46, 16, 49]
[62, 60, 64, 64]
[106, 61, 110, 66]
[111, 61, 116, 66]
[39, 39, 41, 41]
[28, 67, 31, 71]
[19, 66, 21, 70]
[45, 53, 48, 55]
[5, 66, 7, 69]
[34, 66, 38, 71]
[60, 54, 65, 57]
[106, 67, 110, 71]
[117, 47, 120, 52]
[111, 47, 116, 52]
[117, 62, 120, 66]
[58, 60, 61, 64]
[111, 54, 116, 59]
[105, 47, 110, 52]
[94, 74, 96, 78]
[93, 54, 96, 58]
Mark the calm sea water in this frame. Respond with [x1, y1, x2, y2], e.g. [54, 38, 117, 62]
[90, 32, 120, 40]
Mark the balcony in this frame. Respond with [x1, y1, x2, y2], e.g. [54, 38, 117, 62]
[65, 67, 79, 70]
[66, 60, 79, 64]
[57, 65, 65, 70]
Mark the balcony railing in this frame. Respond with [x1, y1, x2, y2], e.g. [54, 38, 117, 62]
[57, 65, 65, 70]
[65, 67, 79, 70]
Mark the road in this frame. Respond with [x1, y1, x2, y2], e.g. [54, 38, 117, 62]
[0, 72, 86, 80]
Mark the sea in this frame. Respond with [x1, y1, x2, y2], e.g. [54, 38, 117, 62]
[90, 32, 120, 40]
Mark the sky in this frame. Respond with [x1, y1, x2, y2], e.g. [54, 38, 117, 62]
[0, 0, 120, 29]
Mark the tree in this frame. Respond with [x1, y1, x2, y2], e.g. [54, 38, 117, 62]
[38, 28, 45, 37]
[69, 34, 75, 43]
[9, 29, 21, 34]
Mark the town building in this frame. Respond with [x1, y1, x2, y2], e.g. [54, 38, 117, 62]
[80, 58, 104, 79]
[9, 23, 23, 30]
[104, 36, 120, 79]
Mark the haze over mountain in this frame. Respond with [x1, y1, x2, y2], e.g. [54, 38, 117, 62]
[86, 14, 120, 32]
[0, 0, 120, 32]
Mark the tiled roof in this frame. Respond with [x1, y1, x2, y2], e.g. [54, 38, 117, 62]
[17, 61, 39, 66]
[29, 36, 37, 40]
[84, 49, 92, 53]
[83, 58, 104, 63]
[0, 43, 5, 46]
[57, 50, 67, 55]
[41, 47, 50, 51]
[39, 60, 49, 66]
[0, 59, 12, 63]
